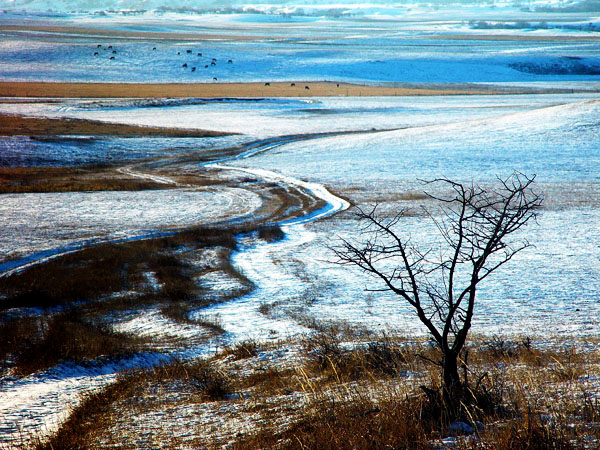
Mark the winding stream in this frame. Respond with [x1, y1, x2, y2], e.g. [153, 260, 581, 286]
[0, 130, 359, 445]
[0, 131, 362, 279]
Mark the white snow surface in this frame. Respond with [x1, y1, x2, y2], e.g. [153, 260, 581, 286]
[0, 186, 262, 264]
[0, 352, 169, 444]
[1, 8, 599, 84]
[1, 8, 600, 446]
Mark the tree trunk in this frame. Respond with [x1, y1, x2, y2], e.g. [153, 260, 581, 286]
[442, 351, 463, 415]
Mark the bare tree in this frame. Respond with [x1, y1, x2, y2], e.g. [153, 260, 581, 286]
[333, 173, 542, 410]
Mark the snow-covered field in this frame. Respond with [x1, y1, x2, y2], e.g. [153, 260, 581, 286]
[1, 2, 600, 85]
[1, 2, 600, 446]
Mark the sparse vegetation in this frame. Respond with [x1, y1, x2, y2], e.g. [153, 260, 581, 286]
[257, 225, 285, 242]
[34, 358, 234, 450]
[0, 311, 146, 376]
[223, 340, 260, 361]
[30, 331, 599, 449]
[334, 174, 543, 418]
[0, 225, 251, 376]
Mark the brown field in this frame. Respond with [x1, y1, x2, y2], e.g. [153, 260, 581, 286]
[0, 81, 523, 99]
[0, 166, 177, 193]
[0, 112, 230, 136]
[31, 333, 600, 450]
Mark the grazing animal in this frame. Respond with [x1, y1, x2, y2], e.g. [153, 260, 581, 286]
[94, 52, 99, 56]
[336, 83, 340, 87]
[191, 67, 196, 72]
[96, 44, 101, 48]
[177, 51, 181, 55]
[112, 50, 116, 54]
[204, 65, 209, 68]
[305, 85, 310, 90]
[183, 63, 188, 68]
[212, 58, 217, 62]
[108, 45, 112, 49]
[110, 56, 115, 60]
[265, 82, 270, 86]
[152, 47, 156, 50]
[213, 77, 218, 81]
[291, 83, 295, 86]
[211, 61, 216, 66]
[227, 59, 232, 64]
[186, 49, 192, 53]
[198, 53, 202, 56]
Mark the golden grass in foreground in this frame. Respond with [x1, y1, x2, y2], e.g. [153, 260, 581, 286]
[31, 334, 600, 449]
[0, 81, 520, 99]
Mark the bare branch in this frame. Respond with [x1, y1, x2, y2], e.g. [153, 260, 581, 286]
[332, 173, 542, 392]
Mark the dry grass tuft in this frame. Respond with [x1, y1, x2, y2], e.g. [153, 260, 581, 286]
[459, 416, 577, 449]
[257, 225, 285, 242]
[222, 340, 260, 361]
[233, 393, 433, 450]
[303, 332, 411, 381]
[0, 311, 145, 376]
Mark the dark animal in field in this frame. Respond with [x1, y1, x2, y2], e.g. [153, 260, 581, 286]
[291, 83, 295, 86]
[177, 51, 181, 55]
[265, 82, 270, 86]
[152, 47, 156, 50]
[96, 44, 101, 48]
[337, 83, 340, 87]
[191, 67, 196, 72]
[211, 62, 216, 66]
[110, 56, 115, 60]
[186, 50, 192, 53]
[227, 59, 232, 64]
[205, 65, 209, 68]
[112, 50, 116, 54]
[213, 77, 218, 81]
[183, 63, 188, 68]
[94, 52, 99, 56]
[108, 45, 112, 49]
[305, 85, 310, 90]
[198, 53, 202, 56]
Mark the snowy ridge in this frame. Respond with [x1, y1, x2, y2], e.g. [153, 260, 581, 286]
[0, 0, 593, 16]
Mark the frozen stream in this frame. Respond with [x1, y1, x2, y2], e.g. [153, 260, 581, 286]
[0, 129, 354, 446]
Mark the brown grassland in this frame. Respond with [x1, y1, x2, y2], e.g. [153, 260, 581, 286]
[23, 331, 600, 449]
[0, 112, 230, 137]
[0, 81, 524, 99]
[0, 166, 171, 193]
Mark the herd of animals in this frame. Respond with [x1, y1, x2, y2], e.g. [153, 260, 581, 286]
[91, 43, 340, 89]
[92, 44, 227, 81]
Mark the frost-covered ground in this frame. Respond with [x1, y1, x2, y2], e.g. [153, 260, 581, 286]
[1, 3, 600, 446]
[1, 3, 600, 85]
[0, 186, 262, 263]
[222, 98, 600, 339]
